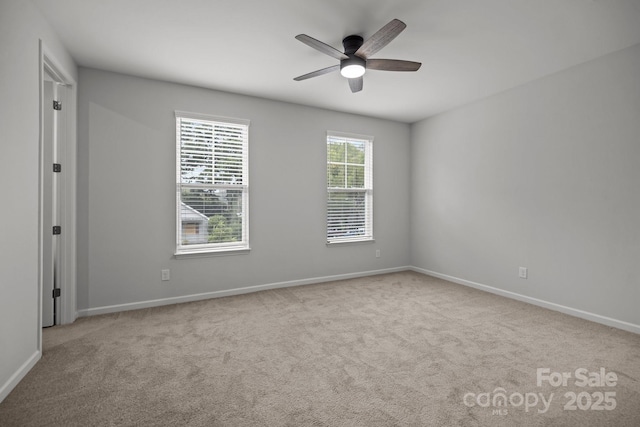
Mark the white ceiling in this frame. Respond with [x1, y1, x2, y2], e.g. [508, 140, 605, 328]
[33, 0, 640, 123]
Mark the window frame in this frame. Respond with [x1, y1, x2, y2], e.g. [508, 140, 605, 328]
[175, 111, 250, 256]
[326, 131, 374, 245]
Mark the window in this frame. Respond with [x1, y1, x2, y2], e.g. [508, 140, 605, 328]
[327, 131, 373, 243]
[183, 223, 200, 235]
[176, 111, 249, 254]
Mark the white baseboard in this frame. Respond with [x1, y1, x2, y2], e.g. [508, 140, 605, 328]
[0, 350, 41, 403]
[76, 265, 640, 335]
[77, 266, 411, 317]
[411, 267, 640, 335]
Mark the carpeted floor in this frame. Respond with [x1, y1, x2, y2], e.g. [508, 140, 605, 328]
[1, 271, 639, 426]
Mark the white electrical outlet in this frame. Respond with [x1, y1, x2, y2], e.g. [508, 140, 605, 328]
[161, 269, 170, 281]
[376, 249, 381, 258]
[519, 267, 528, 279]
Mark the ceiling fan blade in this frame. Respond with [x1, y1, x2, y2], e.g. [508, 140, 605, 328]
[355, 19, 406, 59]
[294, 64, 340, 81]
[295, 34, 348, 61]
[348, 77, 363, 93]
[366, 59, 421, 72]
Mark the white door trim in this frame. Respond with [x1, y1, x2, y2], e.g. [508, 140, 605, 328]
[38, 40, 77, 350]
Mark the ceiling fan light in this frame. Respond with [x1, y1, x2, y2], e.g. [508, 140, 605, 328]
[340, 64, 365, 78]
[340, 56, 366, 78]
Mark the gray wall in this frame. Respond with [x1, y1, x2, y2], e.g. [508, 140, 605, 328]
[0, 0, 76, 399]
[411, 43, 640, 326]
[77, 68, 411, 311]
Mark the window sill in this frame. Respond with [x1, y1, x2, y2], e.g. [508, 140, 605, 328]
[174, 247, 251, 259]
[327, 238, 375, 246]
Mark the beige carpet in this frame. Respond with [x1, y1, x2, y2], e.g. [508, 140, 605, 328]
[1, 271, 639, 426]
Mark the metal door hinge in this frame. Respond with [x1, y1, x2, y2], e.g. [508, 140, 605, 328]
[53, 226, 61, 235]
[52, 288, 61, 298]
[53, 100, 62, 111]
[53, 163, 62, 173]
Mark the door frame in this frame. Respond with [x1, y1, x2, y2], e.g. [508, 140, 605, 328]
[38, 40, 77, 348]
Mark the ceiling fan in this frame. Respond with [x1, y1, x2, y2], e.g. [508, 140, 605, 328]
[294, 19, 421, 93]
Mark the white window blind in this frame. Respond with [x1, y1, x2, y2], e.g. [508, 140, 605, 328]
[327, 132, 373, 243]
[176, 111, 249, 254]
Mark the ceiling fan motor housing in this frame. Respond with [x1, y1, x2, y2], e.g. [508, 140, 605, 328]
[340, 35, 366, 75]
[342, 35, 363, 54]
